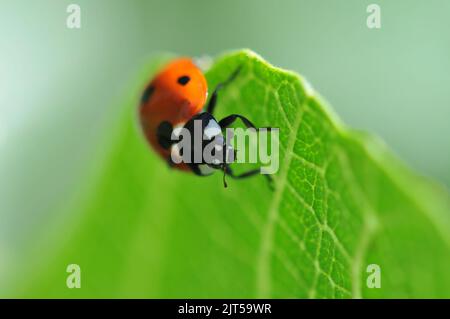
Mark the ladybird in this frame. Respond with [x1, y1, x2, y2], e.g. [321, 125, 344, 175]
[139, 58, 271, 187]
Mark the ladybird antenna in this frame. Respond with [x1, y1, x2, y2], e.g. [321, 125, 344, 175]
[226, 65, 242, 85]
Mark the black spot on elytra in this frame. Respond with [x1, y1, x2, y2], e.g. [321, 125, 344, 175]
[156, 121, 173, 149]
[141, 85, 154, 104]
[177, 75, 190, 86]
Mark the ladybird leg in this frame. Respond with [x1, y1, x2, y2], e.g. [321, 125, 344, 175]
[206, 66, 242, 115]
[219, 114, 256, 129]
[223, 165, 274, 190]
[225, 166, 261, 178]
[219, 114, 273, 132]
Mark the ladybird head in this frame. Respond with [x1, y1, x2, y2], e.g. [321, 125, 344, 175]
[176, 113, 235, 170]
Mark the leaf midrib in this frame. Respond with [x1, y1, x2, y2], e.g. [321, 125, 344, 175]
[256, 86, 307, 298]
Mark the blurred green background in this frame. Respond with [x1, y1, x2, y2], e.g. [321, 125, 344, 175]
[1, 0, 449, 296]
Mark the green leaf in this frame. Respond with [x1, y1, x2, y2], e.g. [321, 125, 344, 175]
[13, 50, 450, 298]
